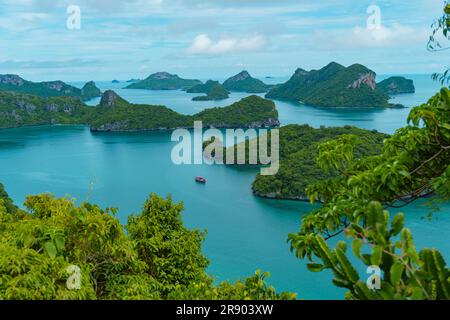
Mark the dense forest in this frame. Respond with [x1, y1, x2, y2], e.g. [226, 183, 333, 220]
[0, 185, 295, 300]
[251, 125, 388, 200]
[0, 90, 279, 131]
[265, 63, 403, 108]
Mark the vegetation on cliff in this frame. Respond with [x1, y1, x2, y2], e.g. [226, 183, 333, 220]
[251, 125, 388, 199]
[0, 74, 101, 101]
[81, 81, 102, 100]
[265, 62, 401, 108]
[223, 71, 270, 93]
[378, 76, 415, 94]
[0, 90, 279, 131]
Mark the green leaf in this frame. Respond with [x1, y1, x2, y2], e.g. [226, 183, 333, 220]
[371, 246, 383, 266]
[307, 263, 324, 272]
[390, 262, 404, 287]
[44, 241, 57, 259]
[352, 239, 363, 259]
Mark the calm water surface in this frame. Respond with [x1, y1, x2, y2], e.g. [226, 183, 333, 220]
[0, 74, 448, 299]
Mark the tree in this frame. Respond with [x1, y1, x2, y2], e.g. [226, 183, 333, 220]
[288, 88, 450, 299]
[0, 192, 294, 300]
[429, 1, 450, 84]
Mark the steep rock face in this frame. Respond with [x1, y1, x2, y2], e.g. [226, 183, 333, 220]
[348, 72, 376, 90]
[99, 90, 122, 107]
[0, 74, 25, 86]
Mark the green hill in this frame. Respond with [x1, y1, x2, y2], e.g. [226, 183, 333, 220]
[251, 124, 388, 200]
[0, 74, 99, 102]
[265, 62, 402, 108]
[223, 71, 270, 93]
[125, 72, 202, 90]
[190, 81, 230, 101]
[378, 76, 415, 94]
[0, 90, 92, 128]
[0, 90, 278, 131]
[91, 92, 278, 131]
[81, 81, 102, 100]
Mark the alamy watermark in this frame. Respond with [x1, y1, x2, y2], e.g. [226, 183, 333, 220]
[66, 265, 81, 290]
[171, 121, 280, 176]
[367, 5, 382, 30]
[366, 265, 382, 290]
[66, 5, 81, 30]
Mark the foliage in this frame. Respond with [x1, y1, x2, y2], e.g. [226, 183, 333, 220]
[288, 88, 450, 299]
[0, 191, 294, 300]
[125, 72, 202, 90]
[428, 1, 450, 84]
[223, 71, 270, 93]
[127, 194, 209, 296]
[168, 271, 296, 300]
[295, 201, 450, 300]
[0, 183, 17, 215]
[215, 124, 386, 200]
[0, 90, 92, 128]
[266, 62, 401, 108]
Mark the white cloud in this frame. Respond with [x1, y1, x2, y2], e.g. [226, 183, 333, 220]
[186, 34, 266, 55]
[311, 23, 429, 50]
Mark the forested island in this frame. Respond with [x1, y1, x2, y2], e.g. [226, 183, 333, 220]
[251, 125, 388, 200]
[0, 74, 102, 102]
[0, 89, 279, 131]
[265, 62, 406, 108]
[125, 72, 202, 90]
[223, 71, 271, 93]
[205, 124, 388, 200]
[187, 80, 230, 101]
[378, 76, 416, 94]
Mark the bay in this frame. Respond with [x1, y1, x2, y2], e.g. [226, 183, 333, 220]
[0, 74, 448, 299]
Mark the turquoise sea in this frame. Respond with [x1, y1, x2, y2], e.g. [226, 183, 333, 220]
[0, 74, 448, 299]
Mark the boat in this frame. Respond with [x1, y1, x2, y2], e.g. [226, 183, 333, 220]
[195, 176, 207, 184]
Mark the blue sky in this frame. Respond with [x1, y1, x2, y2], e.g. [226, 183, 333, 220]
[0, 0, 448, 81]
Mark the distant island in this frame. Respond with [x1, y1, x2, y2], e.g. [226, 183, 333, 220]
[112, 80, 120, 84]
[125, 72, 202, 91]
[378, 76, 415, 94]
[188, 80, 230, 101]
[0, 89, 279, 131]
[265, 62, 406, 108]
[223, 71, 271, 93]
[0, 74, 102, 102]
[81, 81, 103, 101]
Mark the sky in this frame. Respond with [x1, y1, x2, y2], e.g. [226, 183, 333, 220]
[0, 0, 448, 81]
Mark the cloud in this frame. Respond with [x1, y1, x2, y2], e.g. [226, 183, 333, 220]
[311, 23, 429, 50]
[186, 34, 266, 55]
[0, 59, 101, 69]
